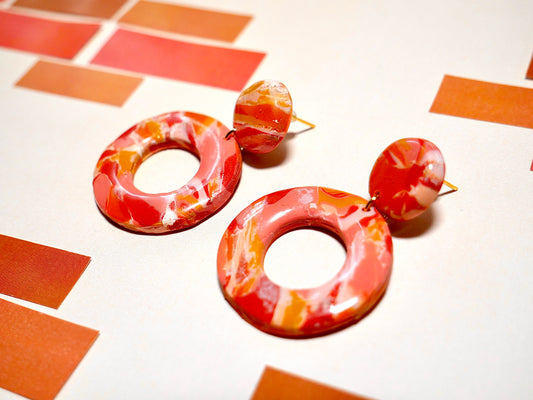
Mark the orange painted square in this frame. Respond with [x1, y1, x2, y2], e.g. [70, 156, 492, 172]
[0, 10, 99, 59]
[250, 366, 376, 400]
[0, 234, 91, 308]
[16, 60, 143, 106]
[0, 298, 98, 400]
[430, 75, 533, 129]
[13, 0, 128, 19]
[119, 0, 252, 43]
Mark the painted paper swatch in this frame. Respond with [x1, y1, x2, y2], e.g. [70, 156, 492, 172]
[13, 0, 128, 19]
[119, 0, 252, 43]
[0, 234, 91, 308]
[0, 10, 99, 59]
[16, 60, 143, 106]
[91, 28, 265, 91]
[430, 75, 533, 129]
[251, 366, 375, 400]
[527, 54, 533, 80]
[0, 299, 98, 400]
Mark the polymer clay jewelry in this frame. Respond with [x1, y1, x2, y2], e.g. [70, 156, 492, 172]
[217, 138, 456, 338]
[231, 80, 315, 153]
[93, 112, 241, 233]
[93, 80, 313, 233]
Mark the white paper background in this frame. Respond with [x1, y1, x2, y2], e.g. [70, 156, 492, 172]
[0, 0, 532, 399]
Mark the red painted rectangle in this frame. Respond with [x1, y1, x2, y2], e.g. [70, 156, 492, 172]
[0, 10, 99, 59]
[16, 60, 143, 106]
[119, 0, 252, 42]
[91, 28, 265, 91]
[13, 0, 128, 19]
[0, 234, 91, 308]
[430, 75, 533, 129]
[0, 299, 98, 400]
[251, 366, 376, 400]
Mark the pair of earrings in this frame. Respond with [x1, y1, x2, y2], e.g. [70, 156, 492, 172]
[93, 80, 456, 338]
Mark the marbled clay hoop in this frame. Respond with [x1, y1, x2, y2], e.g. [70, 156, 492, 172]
[93, 111, 242, 233]
[217, 186, 393, 338]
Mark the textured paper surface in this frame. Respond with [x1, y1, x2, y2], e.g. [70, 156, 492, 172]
[0, 234, 91, 308]
[119, 0, 251, 42]
[430, 75, 533, 129]
[16, 60, 143, 106]
[0, 299, 98, 400]
[12, 0, 128, 19]
[250, 366, 375, 400]
[91, 28, 265, 91]
[0, 10, 99, 59]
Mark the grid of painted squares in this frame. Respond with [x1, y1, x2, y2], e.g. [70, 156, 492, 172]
[0, 0, 266, 107]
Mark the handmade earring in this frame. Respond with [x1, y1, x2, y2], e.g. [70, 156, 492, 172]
[217, 138, 456, 338]
[92, 80, 313, 233]
[229, 80, 315, 153]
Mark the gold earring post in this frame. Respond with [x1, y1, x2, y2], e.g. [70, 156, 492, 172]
[291, 114, 316, 129]
[439, 180, 458, 196]
[443, 180, 458, 192]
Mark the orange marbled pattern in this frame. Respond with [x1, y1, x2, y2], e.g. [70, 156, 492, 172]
[93, 111, 242, 233]
[368, 138, 445, 221]
[217, 187, 393, 338]
[232, 80, 293, 153]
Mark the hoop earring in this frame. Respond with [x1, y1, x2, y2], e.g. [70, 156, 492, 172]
[217, 138, 457, 338]
[92, 80, 313, 233]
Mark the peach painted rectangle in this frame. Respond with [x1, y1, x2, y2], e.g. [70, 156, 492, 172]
[91, 28, 265, 91]
[0, 10, 99, 59]
[0, 299, 98, 400]
[16, 60, 143, 106]
[251, 366, 375, 400]
[430, 75, 533, 129]
[12, 0, 128, 19]
[527, 54, 533, 80]
[119, 0, 252, 42]
[0, 234, 91, 308]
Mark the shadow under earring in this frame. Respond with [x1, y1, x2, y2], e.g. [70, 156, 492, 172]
[217, 138, 456, 338]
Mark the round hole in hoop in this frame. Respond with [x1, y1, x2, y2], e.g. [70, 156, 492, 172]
[134, 149, 200, 194]
[263, 227, 347, 290]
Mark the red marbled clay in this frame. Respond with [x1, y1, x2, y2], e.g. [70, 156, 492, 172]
[93, 111, 242, 233]
[368, 138, 445, 221]
[217, 186, 393, 338]
[233, 80, 293, 153]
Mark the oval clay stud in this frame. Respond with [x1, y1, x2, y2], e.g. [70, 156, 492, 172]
[233, 80, 293, 153]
